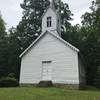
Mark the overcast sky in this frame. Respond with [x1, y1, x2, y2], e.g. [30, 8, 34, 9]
[0, 0, 93, 30]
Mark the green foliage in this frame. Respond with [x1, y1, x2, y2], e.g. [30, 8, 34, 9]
[0, 0, 100, 88]
[0, 73, 18, 87]
[0, 27, 20, 79]
[96, 0, 100, 8]
[94, 66, 100, 88]
[8, 73, 16, 78]
[16, 0, 73, 51]
[80, 1, 100, 85]
[62, 1, 100, 86]
[6, 27, 21, 79]
[0, 0, 73, 82]
[94, 76, 100, 89]
[0, 77, 18, 87]
[62, 24, 81, 47]
[0, 14, 8, 78]
[53, 0, 73, 29]
[97, 66, 100, 76]
[0, 15, 6, 38]
[16, 0, 50, 50]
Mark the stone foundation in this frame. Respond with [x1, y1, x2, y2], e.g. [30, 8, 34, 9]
[53, 84, 79, 89]
[20, 82, 86, 90]
[20, 83, 37, 87]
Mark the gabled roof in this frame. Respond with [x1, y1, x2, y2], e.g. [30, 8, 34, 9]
[42, 1, 58, 18]
[19, 31, 79, 58]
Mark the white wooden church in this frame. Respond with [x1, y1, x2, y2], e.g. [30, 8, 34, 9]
[19, 1, 85, 89]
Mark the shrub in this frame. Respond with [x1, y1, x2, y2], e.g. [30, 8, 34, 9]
[94, 66, 100, 89]
[0, 77, 18, 87]
[8, 73, 16, 78]
[94, 76, 100, 89]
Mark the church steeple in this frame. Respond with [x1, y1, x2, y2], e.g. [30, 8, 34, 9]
[42, 0, 61, 37]
[50, 0, 54, 9]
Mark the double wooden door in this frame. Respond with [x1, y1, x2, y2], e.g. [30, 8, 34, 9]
[42, 61, 52, 81]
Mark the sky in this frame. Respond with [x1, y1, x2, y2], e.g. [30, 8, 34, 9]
[0, 0, 93, 30]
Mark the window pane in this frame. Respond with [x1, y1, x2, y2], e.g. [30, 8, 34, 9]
[47, 17, 52, 27]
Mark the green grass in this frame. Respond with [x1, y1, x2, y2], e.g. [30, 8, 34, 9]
[0, 87, 100, 100]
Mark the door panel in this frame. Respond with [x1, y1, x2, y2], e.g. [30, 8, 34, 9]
[42, 61, 52, 80]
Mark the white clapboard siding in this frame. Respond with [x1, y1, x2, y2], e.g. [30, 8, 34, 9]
[20, 32, 79, 84]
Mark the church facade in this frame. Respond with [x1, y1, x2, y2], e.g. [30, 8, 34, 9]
[19, 1, 85, 89]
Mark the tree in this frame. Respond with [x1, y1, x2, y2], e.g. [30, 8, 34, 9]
[62, 1, 100, 86]
[6, 27, 21, 79]
[53, 0, 73, 32]
[0, 0, 74, 81]
[16, 0, 50, 51]
[80, 1, 100, 85]
[0, 14, 8, 78]
[0, 15, 20, 80]
[16, 0, 73, 51]
[96, 0, 100, 8]
[0, 14, 6, 38]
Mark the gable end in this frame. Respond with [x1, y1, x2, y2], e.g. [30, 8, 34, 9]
[19, 31, 79, 58]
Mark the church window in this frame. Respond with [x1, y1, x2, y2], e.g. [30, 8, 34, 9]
[47, 17, 52, 27]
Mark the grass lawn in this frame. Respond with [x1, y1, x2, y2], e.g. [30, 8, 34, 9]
[0, 87, 100, 100]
